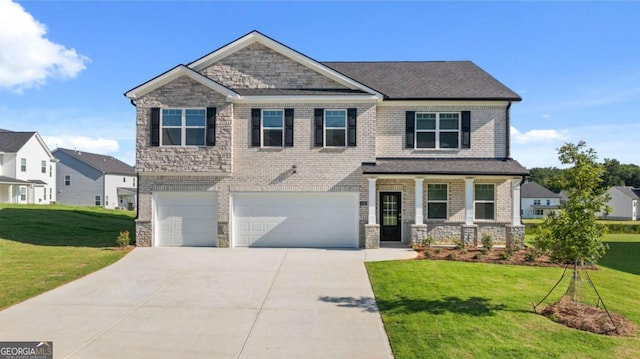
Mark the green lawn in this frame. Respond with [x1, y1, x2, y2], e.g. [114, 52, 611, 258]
[366, 234, 640, 358]
[0, 204, 135, 309]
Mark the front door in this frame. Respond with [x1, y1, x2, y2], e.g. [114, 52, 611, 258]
[380, 192, 401, 241]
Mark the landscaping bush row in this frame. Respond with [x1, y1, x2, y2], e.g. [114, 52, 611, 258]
[526, 222, 640, 235]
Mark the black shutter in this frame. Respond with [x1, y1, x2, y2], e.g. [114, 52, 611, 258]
[405, 111, 415, 148]
[206, 107, 216, 146]
[347, 108, 357, 147]
[284, 109, 294, 147]
[150, 107, 160, 147]
[251, 109, 261, 147]
[314, 108, 324, 147]
[461, 111, 471, 149]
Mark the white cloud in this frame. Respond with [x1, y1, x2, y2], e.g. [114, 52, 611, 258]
[541, 113, 550, 119]
[43, 135, 119, 154]
[510, 126, 568, 144]
[0, 0, 89, 91]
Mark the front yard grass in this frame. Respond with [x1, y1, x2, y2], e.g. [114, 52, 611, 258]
[366, 234, 640, 358]
[0, 204, 134, 310]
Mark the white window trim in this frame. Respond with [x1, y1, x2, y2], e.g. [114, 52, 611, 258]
[324, 109, 347, 148]
[261, 109, 284, 147]
[160, 108, 207, 147]
[414, 112, 461, 149]
[426, 183, 448, 220]
[95, 195, 101, 206]
[41, 160, 47, 174]
[474, 183, 495, 221]
[19, 186, 26, 201]
[20, 158, 26, 172]
[533, 199, 541, 205]
[64, 175, 71, 186]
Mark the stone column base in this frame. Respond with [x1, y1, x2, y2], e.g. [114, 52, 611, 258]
[411, 224, 428, 245]
[506, 224, 525, 250]
[364, 224, 380, 249]
[135, 220, 152, 247]
[217, 222, 229, 248]
[461, 225, 478, 248]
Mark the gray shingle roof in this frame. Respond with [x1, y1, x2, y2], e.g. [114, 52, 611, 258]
[612, 186, 640, 200]
[234, 88, 368, 96]
[54, 148, 135, 175]
[323, 61, 521, 101]
[0, 131, 35, 152]
[0, 176, 31, 185]
[521, 181, 560, 198]
[362, 158, 528, 176]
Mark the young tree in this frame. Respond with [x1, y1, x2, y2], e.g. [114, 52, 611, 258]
[534, 141, 610, 266]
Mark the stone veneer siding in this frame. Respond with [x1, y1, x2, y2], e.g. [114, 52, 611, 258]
[200, 42, 347, 90]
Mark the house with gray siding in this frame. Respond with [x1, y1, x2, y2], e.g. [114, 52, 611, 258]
[53, 148, 136, 210]
[125, 31, 528, 248]
[521, 181, 561, 219]
[601, 186, 640, 220]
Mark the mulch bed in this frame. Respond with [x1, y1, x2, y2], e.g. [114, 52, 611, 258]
[541, 297, 637, 336]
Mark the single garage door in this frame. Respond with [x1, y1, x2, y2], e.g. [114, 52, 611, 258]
[232, 192, 358, 248]
[155, 192, 217, 246]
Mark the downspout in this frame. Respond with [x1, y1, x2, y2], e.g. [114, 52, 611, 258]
[129, 98, 138, 219]
[505, 101, 512, 159]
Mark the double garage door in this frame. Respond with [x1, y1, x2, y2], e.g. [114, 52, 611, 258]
[233, 192, 359, 248]
[154, 191, 358, 248]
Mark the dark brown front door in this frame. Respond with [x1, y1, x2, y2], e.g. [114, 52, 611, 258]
[380, 192, 401, 241]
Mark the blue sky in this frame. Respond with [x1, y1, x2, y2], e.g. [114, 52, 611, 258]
[1, 0, 638, 168]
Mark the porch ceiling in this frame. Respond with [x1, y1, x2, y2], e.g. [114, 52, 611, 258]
[362, 158, 529, 176]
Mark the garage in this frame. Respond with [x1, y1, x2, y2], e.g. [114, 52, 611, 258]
[154, 192, 217, 246]
[232, 192, 359, 248]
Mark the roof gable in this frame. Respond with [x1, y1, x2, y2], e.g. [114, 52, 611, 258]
[611, 186, 640, 200]
[53, 148, 135, 175]
[188, 31, 382, 98]
[125, 65, 239, 100]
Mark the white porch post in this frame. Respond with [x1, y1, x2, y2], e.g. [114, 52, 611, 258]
[414, 178, 424, 225]
[368, 178, 377, 224]
[464, 178, 475, 225]
[511, 179, 522, 224]
[8, 185, 13, 204]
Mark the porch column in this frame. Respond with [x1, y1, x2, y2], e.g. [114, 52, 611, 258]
[464, 178, 475, 225]
[414, 178, 424, 224]
[511, 179, 522, 224]
[8, 185, 12, 204]
[368, 178, 377, 224]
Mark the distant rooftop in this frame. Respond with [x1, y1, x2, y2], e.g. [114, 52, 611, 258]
[53, 148, 135, 175]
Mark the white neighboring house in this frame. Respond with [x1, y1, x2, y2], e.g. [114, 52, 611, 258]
[0, 130, 57, 204]
[521, 181, 561, 219]
[602, 186, 640, 221]
[53, 148, 136, 210]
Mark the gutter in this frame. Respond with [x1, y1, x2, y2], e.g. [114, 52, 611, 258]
[505, 101, 512, 159]
[130, 99, 137, 107]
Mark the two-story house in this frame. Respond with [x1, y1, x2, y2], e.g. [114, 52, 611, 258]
[53, 148, 137, 210]
[0, 130, 57, 204]
[521, 181, 562, 219]
[125, 31, 528, 248]
[601, 186, 640, 221]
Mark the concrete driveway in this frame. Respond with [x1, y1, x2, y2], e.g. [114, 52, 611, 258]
[0, 247, 415, 358]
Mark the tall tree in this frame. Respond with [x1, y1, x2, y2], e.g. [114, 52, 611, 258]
[534, 141, 610, 267]
[528, 167, 564, 193]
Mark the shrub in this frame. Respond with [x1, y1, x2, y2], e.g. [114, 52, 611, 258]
[472, 252, 484, 260]
[499, 250, 513, 260]
[480, 248, 489, 255]
[481, 234, 494, 251]
[434, 248, 441, 254]
[116, 230, 130, 248]
[446, 252, 458, 260]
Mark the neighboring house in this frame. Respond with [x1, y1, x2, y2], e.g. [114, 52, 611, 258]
[0, 130, 57, 204]
[521, 181, 561, 219]
[53, 148, 136, 210]
[601, 186, 640, 221]
[124, 30, 528, 248]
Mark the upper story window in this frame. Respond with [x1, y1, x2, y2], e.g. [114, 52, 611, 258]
[427, 184, 448, 219]
[415, 113, 459, 149]
[314, 108, 357, 148]
[251, 108, 293, 147]
[20, 158, 26, 172]
[133, 178, 136, 187]
[406, 111, 470, 149]
[49, 165, 52, 177]
[262, 110, 284, 147]
[41, 160, 46, 173]
[64, 175, 71, 186]
[161, 108, 206, 146]
[546, 199, 551, 205]
[325, 110, 347, 147]
[123, 177, 126, 183]
[474, 184, 495, 220]
[533, 199, 541, 205]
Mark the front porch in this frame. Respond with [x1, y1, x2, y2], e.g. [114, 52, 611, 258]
[361, 158, 528, 249]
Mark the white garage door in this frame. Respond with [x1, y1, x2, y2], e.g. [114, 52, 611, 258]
[155, 192, 217, 247]
[232, 192, 358, 248]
